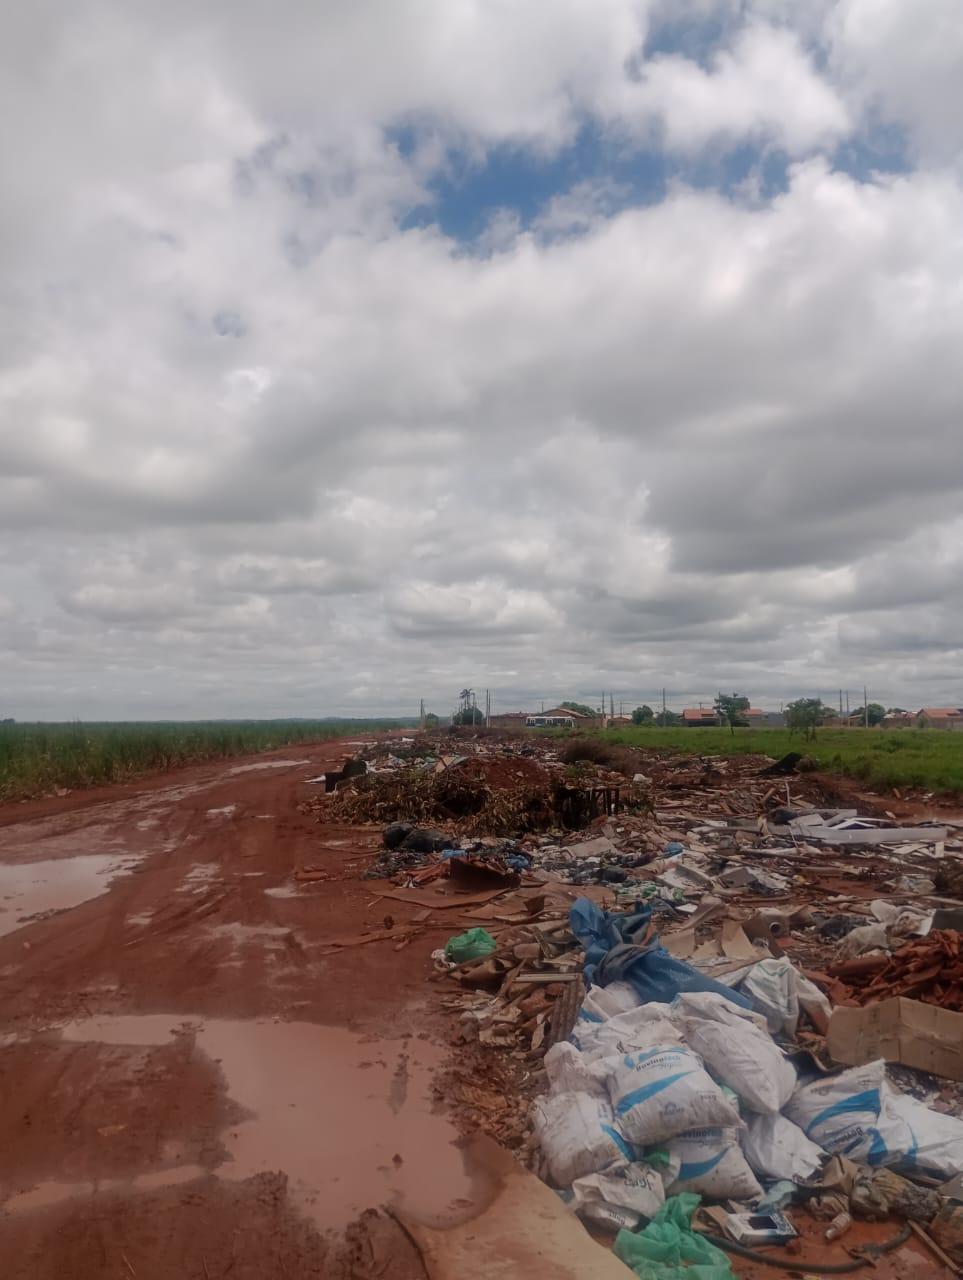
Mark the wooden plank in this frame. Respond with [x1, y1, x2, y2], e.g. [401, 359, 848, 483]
[802, 826, 948, 845]
[376, 886, 509, 910]
[510, 972, 579, 984]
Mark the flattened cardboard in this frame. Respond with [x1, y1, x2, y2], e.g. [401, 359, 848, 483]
[828, 997, 963, 1083]
[720, 919, 758, 960]
[663, 927, 697, 957]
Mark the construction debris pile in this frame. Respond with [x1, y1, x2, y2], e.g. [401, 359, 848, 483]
[828, 929, 963, 1009]
[335, 732, 963, 1274]
[311, 735, 645, 838]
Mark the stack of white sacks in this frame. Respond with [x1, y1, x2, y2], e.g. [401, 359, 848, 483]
[533, 981, 963, 1233]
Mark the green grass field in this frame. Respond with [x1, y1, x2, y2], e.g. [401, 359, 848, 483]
[0, 720, 408, 802]
[603, 724, 963, 795]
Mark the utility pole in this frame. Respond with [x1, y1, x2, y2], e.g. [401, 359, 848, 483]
[839, 689, 843, 718]
[846, 690, 850, 716]
[610, 692, 615, 718]
[864, 686, 869, 729]
[662, 687, 667, 724]
[419, 697, 425, 728]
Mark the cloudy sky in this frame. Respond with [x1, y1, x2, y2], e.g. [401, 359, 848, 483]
[2, 1, 962, 720]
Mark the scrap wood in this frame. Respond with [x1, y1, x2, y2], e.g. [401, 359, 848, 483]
[803, 968, 855, 1005]
[376, 886, 509, 910]
[907, 1221, 961, 1275]
[510, 972, 579, 984]
[828, 954, 891, 979]
[840, 931, 963, 1011]
[317, 924, 424, 951]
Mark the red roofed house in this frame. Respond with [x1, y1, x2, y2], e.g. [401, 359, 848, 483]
[918, 708, 963, 731]
[682, 708, 718, 726]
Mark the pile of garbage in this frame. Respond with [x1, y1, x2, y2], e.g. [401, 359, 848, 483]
[529, 896, 963, 1272]
[829, 929, 963, 1009]
[308, 734, 645, 838]
[329, 730, 963, 1272]
[439, 899, 584, 1055]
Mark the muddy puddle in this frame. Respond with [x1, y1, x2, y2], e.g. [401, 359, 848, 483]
[226, 759, 310, 775]
[29, 1016, 489, 1231]
[0, 856, 136, 939]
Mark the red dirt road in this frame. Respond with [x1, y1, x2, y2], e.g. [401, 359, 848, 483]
[0, 740, 465, 1279]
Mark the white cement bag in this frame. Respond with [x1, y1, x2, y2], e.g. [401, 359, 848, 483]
[589, 981, 644, 1018]
[572, 987, 662, 1051]
[606, 1045, 741, 1145]
[544, 1041, 607, 1099]
[742, 1112, 825, 1183]
[870, 900, 932, 936]
[741, 958, 831, 1037]
[683, 1019, 796, 1114]
[570, 996, 610, 1052]
[585, 1009, 684, 1062]
[669, 991, 770, 1035]
[532, 1090, 634, 1186]
[667, 1128, 763, 1202]
[794, 971, 833, 1029]
[640, 1147, 682, 1190]
[835, 923, 889, 960]
[570, 1162, 666, 1231]
[785, 1062, 913, 1167]
[882, 1093, 963, 1180]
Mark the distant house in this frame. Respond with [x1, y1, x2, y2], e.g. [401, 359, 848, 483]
[488, 712, 530, 730]
[746, 708, 785, 728]
[682, 708, 718, 727]
[541, 706, 601, 725]
[918, 707, 963, 731]
[682, 706, 784, 728]
[882, 711, 914, 728]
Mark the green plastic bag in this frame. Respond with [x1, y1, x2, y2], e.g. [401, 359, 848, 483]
[444, 927, 496, 963]
[614, 1194, 734, 1280]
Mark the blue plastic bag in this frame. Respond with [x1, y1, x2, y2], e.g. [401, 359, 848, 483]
[569, 898, 751, 1010]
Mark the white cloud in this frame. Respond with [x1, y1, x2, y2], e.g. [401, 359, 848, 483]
[623, 23, 850, 154]
[828, 0, 963, 163]
[1, 2, 963, 718]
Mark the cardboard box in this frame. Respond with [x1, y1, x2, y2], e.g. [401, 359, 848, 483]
[828, 997, 963, 1082]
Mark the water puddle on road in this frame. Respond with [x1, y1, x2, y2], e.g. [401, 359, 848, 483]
[49, 1016, 488, 1231]
[4, 1164, 208, 1214]
[226, 759, 310, 775]
[0, 856, 136, 940]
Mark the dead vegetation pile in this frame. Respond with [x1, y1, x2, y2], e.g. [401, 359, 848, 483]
[330, 767, 557, 836]
[325, 746, 647, 836]
[557, 735, 641, 776]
